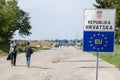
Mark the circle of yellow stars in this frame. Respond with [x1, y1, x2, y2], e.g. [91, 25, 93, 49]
[89, 33, 108, 51]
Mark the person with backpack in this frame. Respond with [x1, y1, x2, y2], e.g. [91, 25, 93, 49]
[10, 40, 18, 66]
[24, 41, 33, 68]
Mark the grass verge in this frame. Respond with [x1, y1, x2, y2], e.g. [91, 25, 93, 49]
[75, 46, 82, 50]
[76, 44, 120, 69]
[98, 44, 120, 68]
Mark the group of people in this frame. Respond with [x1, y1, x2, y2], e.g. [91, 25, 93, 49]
[9, 40, 33, 68]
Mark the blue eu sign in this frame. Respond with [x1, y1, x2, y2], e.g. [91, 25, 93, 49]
[83, 9, 115, 52]
[83, 31, 114, 52]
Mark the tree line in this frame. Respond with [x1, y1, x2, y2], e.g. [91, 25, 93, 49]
[94, 0, 120, 43]
[0, 0, 31, 43]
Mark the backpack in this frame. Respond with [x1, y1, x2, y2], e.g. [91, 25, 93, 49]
[29, 47, 33, 54]
[25, 46, 33, 55]
[13, 44, 17, 53]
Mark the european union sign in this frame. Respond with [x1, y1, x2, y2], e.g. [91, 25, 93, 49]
[83, 31, 114, 52]
[83, 9, 116, 52]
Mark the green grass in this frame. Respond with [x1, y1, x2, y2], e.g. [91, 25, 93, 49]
[32, 47, 50, 51]
[98, 44, 120, 68]
[76, 44, 120, 69]
[75, 45, 82, 50]
[98, 53, 120, 68]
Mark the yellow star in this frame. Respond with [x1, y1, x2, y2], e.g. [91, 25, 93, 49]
[93, 47, 95, 49]
[105, 37, 107, 40]
[90, 37, 93, 39]
[97, 48, 100, 50]
[104, 44, 107, 47]
[89, 41, 92, 43]
[90, 44, 93, 46]
[93, 34, 96, 36]
[97, 34, 100, 36]
[101, 47, 104, 49]
[106, 41, 108, 43]
[102, 34, 104, 37]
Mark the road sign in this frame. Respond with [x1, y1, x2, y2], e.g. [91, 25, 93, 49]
[83, 9, 116, 52]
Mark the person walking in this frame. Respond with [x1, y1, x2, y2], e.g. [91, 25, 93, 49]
[10, 40, 18, 66]
[24, 41, 33, 68]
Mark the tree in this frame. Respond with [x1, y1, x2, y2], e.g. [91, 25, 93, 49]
[0, 0, 31, 43]
[94, 0, 120, 43]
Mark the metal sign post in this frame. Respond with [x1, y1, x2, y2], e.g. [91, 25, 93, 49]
[83, 9, 116, 80]
[96, 52, 99, 80]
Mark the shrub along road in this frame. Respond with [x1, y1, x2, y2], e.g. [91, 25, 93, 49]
[0, 46, 120, 80]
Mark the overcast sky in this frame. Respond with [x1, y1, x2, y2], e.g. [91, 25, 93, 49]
[14, 0, 96, 40]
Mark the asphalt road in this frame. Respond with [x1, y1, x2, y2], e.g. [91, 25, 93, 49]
[0, 46, 120, 80]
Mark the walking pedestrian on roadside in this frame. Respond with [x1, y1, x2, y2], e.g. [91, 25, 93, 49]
[24, 41, 33, 68]
[10, 40, 18, 66]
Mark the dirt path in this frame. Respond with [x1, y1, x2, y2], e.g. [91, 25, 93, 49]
[0, 46, 120, 80]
